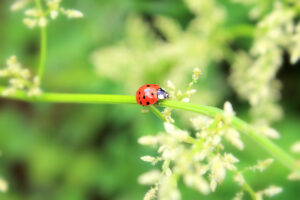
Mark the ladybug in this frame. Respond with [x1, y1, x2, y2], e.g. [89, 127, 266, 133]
[136, 84, 169, 106]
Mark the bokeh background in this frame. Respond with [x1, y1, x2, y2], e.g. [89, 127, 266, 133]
[0, 0, 299, 199]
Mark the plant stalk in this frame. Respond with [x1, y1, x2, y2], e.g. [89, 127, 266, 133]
[148, 106, 166, 122]
[0, 87, 299, 173]
[161, 100, 299, 172]
[35, 0, 47, 83]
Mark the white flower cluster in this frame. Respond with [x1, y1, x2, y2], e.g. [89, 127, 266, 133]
[11, 0, 83, 29]
[167, 68, 201, 103]
[229, 1, 300, 123]
[138, 102, 246, 200]
[232, 158, 283, 199]
[92, 0, 228, 107]
[0, 56, 42, 97]
[248, 158, 274, 172]
[139, 101, 282, 199]
[162, 68, 201, 123]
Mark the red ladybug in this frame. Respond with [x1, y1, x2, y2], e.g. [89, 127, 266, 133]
[136, 84, 169, 106]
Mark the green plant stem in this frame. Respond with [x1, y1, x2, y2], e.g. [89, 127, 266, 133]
[161, 100, 299, 172]
[0, 87, 299, 173]
[231, 170, 257, 200]
[38, 27, 47, 81]
[0, 87, 136, 104]
[148, 106, 166, 122]
[35, 0, 47, 83]
[243, 181, 257, 200]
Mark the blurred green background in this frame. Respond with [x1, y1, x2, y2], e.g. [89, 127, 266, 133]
[0, 0, 299, 199]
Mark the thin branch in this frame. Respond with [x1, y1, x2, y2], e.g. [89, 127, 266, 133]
[148, 106, 166, 122]
[0, 87, 299, 173]
[35, 0, 47, 83]
[160, 100, 300, 172]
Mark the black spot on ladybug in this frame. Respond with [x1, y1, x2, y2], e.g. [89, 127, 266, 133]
[147, 84, 150, 87]
[146, 102, 150, 105]
[151, 93, 154, 96]
[140, 101, 142, 104]
[143, 95, 145, 99]
[139, 91, 141, 94]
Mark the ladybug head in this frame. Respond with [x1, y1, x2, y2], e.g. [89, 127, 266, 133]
[157, 88, 169, 100]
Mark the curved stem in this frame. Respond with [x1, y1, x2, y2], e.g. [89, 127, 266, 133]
[231, 170, 257, 200]
[38, 27, 47, 81]
[148, 106, 166, 122]
[0, 87, 136, 104]
[242, 180, 257, 200]
[35, 0, 47, 84]
[160, 100, 299, 172]
[0, 87, 299, 172]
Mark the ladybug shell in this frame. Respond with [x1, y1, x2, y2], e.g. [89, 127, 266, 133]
[136, 84, 160, 106]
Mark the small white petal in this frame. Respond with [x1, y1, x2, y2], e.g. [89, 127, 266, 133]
[25, 8, 40, 17]
[225, 129, 244, 150]
[210, 155, 226, 189]
[144, 187, 157, 200]
[291, 141, 300, 153]
[20, 69, 30, 79]
[287, 171, 300, 180]
[224, 101, 234, 115]
[263, 185, 282, 197]
[250, 158, 274, 172]
[11, 0, 29, 11]
[138, 135, 158, 146]
[184, 174, 210, 194]
[0, 70, 9, 77]
[162, 149, 176, 160]
[23, 18, 37, 28]
[0, 178, 8, 192]
[165, 168, 172, 177]
[164, 122, 175, 134]
[223, 101, 235, 123]
[186, 89, 196, 95]
[141, 156, 156, 163]
[210, 180, 217, 192]
[233, 172, 245, 186]
[233, 191, 243, 200]
[65, 9, 84, 18]
[181, 97, 190, 102]
[167, 80, 175, 90]
[223, 153, 239, 170]
[27, 87, 42, 97]
[38, 17, 48, 27]
[50, 10, 59, 19]
[263, 127, 280, 139]
[192, 68, 201, 82]
[138, 170, 161, 185]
